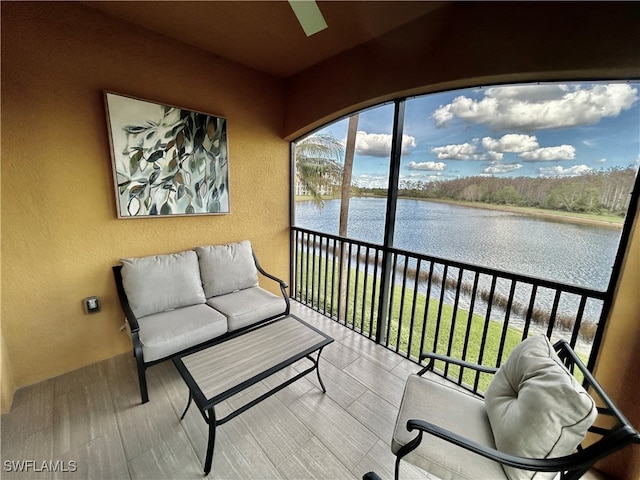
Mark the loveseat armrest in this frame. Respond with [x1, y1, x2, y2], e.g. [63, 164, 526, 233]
[252, 250, 290, 314]
[112, 265, 140, 333]
[418, 352, 499, 376]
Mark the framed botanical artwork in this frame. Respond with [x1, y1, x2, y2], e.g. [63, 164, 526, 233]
[105, 92, 230, 218]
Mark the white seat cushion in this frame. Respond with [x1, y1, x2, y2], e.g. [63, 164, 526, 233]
[206, 286, 286, 331]
[137, 304, 227, 362]
[484, 335, 597, 480]
[393, 373, 507, 480]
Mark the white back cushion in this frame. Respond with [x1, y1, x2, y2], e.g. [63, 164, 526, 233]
[121, 250, 206, 318]
[484, 335, 597, 480]
[195, 240, 259, 298]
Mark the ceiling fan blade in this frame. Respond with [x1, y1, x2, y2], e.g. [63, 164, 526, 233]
[288, 0, 328, 37]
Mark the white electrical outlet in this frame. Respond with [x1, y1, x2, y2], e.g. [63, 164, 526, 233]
[84, 296, 100, 314]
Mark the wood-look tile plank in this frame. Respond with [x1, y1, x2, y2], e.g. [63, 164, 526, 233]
[390, 357, 423, 381]
[113, 389, 184, 461]
[316, 359, 368, 409]
[339, 331, 404, 372]
[180, 405, 284, 480]
[344, 356, 407, 407]
[52, 382, 119, 457]
[128, 429, 203, 480]
[353, 439, 435, 480]
[321, 338, 362, 370]
[347, 389, 399, 443]
[54, 361, 109, 397]
[1, 427, 53, 480]
[55, 428, 129, 480]
[291, 307, 353, 342]
[233, 390, 314, 468]
[2, 379, 54, 440]
[102, 353, 142, 405]
[207, 432, 284, 480]
[278, 437, 358, 480]
[289, 392, 377, 470]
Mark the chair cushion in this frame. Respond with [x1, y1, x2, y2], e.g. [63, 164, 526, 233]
[195, 240, 259, 297]
[392, 374, 507, 480]
[206, 286, 286, 331]
[121, 250, 206, 318]
[484, 335, 597, 480]
[137, 304, 227, 362]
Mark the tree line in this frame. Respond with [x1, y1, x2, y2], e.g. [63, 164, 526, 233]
[360, 167, 637, 216]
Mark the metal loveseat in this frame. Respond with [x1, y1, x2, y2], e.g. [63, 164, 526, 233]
[365, 335, 640, 480]
[113, 240, 289, 403]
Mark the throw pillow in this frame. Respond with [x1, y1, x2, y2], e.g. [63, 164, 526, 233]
[121, 250, 206, 318]
[195, 240, 259, 297]
[484, 335, 597, 480]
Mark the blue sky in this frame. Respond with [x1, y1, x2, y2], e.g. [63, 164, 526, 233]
[304, 82, 640, 189]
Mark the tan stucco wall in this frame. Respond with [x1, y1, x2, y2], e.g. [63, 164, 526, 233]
[593, 209, 640, 479]
[1, 332, 16, 412]
[1, 2, 288, 412]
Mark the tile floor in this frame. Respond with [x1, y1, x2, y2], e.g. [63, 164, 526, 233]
[1, 302, 437, 480]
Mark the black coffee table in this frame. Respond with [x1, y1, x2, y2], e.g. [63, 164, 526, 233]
[172, 314, 334, 475]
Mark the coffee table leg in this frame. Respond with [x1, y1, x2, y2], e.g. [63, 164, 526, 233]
[316, 348, 327, 393]
[204, 407, 216, 476]
[180, 392, 193, 420]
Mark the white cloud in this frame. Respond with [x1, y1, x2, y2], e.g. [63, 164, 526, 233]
[483, 163, 523, 174]
[356, 131, 416, 157]
[431, 141, 479, 160]
[538, 164, 592, 176]
[432, 103, 454, 127]
[519, 145, 576, 161]
[433, 83, 638, 131]
[406, 161, 447, 171]
[482, 134, 539, 153]
[355, 173, 388, 189]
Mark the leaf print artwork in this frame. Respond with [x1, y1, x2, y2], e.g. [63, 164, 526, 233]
[105, 92, 230, 218]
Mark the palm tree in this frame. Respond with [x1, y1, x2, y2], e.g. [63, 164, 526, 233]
[294, 116, 360, 321]
[294, 133, 344, 208]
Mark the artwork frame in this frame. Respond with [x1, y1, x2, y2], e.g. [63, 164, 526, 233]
[104, 92, 230, 218]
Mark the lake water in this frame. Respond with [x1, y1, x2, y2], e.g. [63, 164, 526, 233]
[294, 197, 622, 292]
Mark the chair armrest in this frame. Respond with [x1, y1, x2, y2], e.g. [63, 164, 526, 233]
[252, 250, 290, 315]
[404, 419, 602, 473]
[256, 261, 289, 290]
[419, 352, 499, 375]
[112, 265, 140, 333]
[252, 250, 289, 290]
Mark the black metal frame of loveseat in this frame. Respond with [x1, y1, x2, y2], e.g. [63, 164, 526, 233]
[365, 339, 640, 480]
[112, 250, 290, 404]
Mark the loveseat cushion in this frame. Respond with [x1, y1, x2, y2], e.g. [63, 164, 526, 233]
[195, 240, 259, 298]
[137, 304, 227, 362]
[484, 335, 597, 480]
[121, 250, 206, 318]
[206, 286, 286, 331]
[392, 374, 506, 480]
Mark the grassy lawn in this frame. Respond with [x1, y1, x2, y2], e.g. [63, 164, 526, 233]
[295, 251, 525, 392]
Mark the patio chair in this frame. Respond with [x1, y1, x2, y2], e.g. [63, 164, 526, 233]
[364, 335, 640, 480]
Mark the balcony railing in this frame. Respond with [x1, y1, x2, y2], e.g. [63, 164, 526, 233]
[291, 227, 609, 395]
